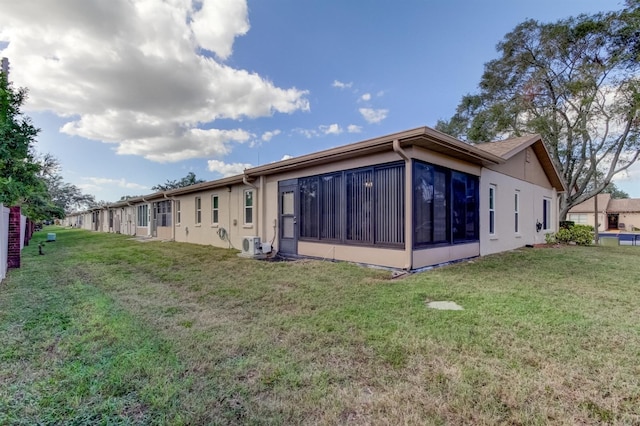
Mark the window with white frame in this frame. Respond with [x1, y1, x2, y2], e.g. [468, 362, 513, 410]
[195, 197, 201, 225]
[176, 200, 181, 225]
[568, 213, 588, 224]
[543, 197, 552, 230]
[244, 190, 253, 225]
[137, 204, 148, 227]
[212, 194, 219, 225]
[514, 191, 520, 233]
[489, 185, 496, 235]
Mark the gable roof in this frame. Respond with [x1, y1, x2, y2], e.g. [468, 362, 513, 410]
[567, 193, 612, 213]
[607, 198, 640, 213]
[473, 134, 566, 191]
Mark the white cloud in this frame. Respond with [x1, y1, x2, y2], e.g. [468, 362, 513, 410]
[294, 123, 345, 138]
[332, 80, 352, 89]
[361, 93, 371, 101]
[347, 124, 362, 133]
[261, 129, 282, 142]
[207, 159, 252, 177]
[294, 128, 318, 139]
[79, 177, 148, 193]
[280, 154, 293, 161]
[0, 0, 309, 163]
[319, 123, 342, 135]
[359, 108, 388, 124]
[191, 0, 249, 60]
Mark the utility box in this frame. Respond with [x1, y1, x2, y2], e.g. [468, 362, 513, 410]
[47, 233, 56, 242]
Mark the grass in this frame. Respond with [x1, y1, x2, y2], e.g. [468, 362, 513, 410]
[1, 227, 639, 424]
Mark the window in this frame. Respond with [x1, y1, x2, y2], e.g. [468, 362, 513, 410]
[543, 198, 552, 230]
[489, 185, 496, 235]
[176, 200, 181, 225]
[414, 162, 478, 246]
[195, 197, 201, 225]
[244, 190, 253, 225]
[299, 162, 405, 246]
[451, 172, 479, 242]
[346, 169, 373, 242]
[153, 200, 172, 227]
[137, 204, 148, 227]
[514, 191, 520, 233]
[568, 213, 588, 224]
[212, 194, 219, 224]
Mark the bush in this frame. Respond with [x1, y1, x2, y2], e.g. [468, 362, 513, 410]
[559, 220, 575, 229]
[545, 233, 557, 244]
[549, 224, 594, 246]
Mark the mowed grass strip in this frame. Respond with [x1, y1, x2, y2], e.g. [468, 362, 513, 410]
[1, 227, 639, 424]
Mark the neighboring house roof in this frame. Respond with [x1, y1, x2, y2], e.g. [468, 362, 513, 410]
[607, 198, 640, 213]
[567, 193, 612, 213]
[473, 134, 566, 191]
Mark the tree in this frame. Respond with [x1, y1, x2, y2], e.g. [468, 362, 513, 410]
[436, 2, 640, 219]
[0, 66, 41, 207]
[35, 153, 96, 213]
[151, 172, 205, 191]
[602, 182, 630, 199]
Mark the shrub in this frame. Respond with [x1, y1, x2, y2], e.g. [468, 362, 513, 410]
[544, 233, 557, 244]
[559, 220, 575, 229]
[549, 224, 594, 246]
[571, 225, 595, 245]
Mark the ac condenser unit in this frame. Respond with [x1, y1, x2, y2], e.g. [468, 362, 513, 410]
[241, 236, 261, 256]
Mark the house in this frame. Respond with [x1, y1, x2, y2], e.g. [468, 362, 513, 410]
[567, 194, 640, 231]
[64, 127, 566, 270]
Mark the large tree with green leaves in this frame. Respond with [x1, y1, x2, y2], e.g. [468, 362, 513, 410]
[151, 171, 205, 192]
[437, 1, 640, 219]
[0, 67, 42, 208]
[35, 153, 96, 214]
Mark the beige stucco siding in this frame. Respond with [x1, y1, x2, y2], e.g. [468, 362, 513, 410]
[480, 169, 557, 256]
[617, 213, 640, 231]
[298, 241, 406, 269]
[173, 184, 259, 249]
[567, 212, 607, 231]
[156, 226, 172, 240]
[485, 147, 552, 189]
[412, 242, 480, 269]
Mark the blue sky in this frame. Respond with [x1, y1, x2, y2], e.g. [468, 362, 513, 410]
[1, 0, 637, 203]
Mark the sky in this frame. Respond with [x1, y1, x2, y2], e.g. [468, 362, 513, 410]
[1, 0, 638, 202]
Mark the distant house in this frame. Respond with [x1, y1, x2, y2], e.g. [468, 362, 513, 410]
[64, 126, 566, 270]
[567, 194, 640, 231]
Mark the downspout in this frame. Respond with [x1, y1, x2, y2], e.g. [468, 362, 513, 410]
[393, 139, 413, 271]
[259, 175, 266, 242]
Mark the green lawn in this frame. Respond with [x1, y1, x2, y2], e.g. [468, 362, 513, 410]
[1, 227, 639, 425]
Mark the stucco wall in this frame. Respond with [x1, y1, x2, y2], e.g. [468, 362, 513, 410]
[412, 243, 480, 270]
[485, 147, 552, 189]
[566, 212, 607, 231]
[480, 168, 558, 256]
[173, 185, 259, 250]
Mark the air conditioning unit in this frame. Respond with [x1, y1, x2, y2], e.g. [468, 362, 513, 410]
[241, 236, 261, 256]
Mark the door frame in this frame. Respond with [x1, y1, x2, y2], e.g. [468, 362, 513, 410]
[278, 179, 299, 256]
